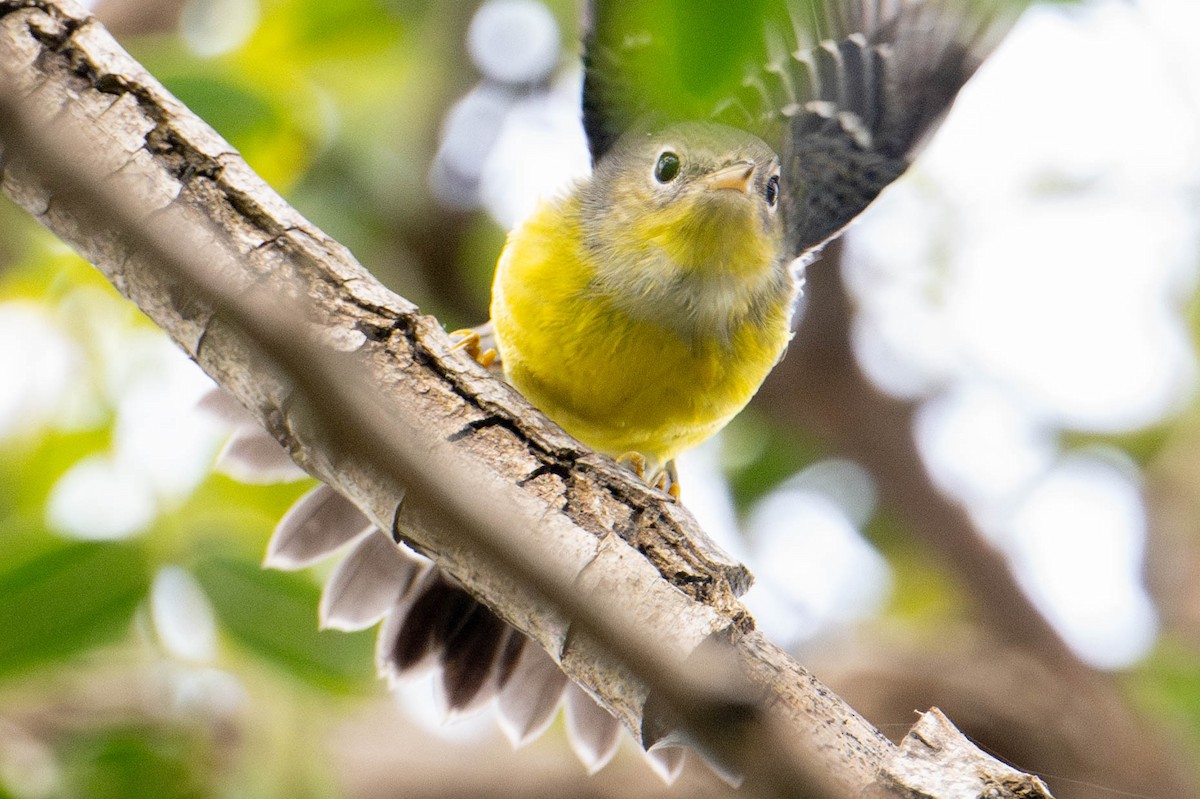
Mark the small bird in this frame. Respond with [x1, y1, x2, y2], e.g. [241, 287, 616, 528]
[264, 0, 1016, 778]
[487, 121, 793, 494]
[461, 0, 1007, 495]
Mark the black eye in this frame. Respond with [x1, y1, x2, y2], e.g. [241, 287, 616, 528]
[765, 174, 779, 208]
[654, 151, 681, 183]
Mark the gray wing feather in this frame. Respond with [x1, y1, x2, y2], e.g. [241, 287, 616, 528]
[565, 683, 624, 773]
[319, 530, 422, 632]
[497, 641, 570, 746]
[776, 1, 1012, 254]
[265, 484, 373, 570]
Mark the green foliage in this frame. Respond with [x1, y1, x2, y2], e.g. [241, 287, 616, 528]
[165, 74, 281, 148]
[1060, 426, 1174, 466]
[0, 429, 112, 521]
[61, 727, 211, 799]
[1131, 638, 1200, 761]
[0, 537, 151, 682]
[163, 473, 312, 559]
[651, 0, 775, 108]
[866, 511, 966, 625]
[588, 0, 778, 129]
[193, 554, 376, 693]
[722, 409, 825, 511]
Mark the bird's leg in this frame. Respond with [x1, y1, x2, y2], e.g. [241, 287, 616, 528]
[616, 453, 680, 501]
[616, 451, 648, 480]
[449, 328, 497, 369]
[652, 460, 680, 501]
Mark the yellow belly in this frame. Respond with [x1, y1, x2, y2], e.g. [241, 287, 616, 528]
[491, 197, 791, 467]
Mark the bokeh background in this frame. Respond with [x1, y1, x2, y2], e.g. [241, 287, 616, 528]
[2, 0, 1200, 796]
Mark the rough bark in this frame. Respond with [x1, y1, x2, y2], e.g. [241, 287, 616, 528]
[0, 1, 1054, 796]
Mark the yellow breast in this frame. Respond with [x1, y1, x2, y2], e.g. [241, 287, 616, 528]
[490, 193, 794, 469]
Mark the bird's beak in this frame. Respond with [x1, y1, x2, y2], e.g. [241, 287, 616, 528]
[706, 161, 755, 194]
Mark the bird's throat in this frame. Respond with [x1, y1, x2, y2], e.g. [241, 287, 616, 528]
[591, 216, 789, 347]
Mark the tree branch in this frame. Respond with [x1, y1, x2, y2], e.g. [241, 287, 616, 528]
[0, 1, 1054, 796]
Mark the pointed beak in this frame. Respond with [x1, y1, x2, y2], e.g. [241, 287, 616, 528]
[706, 161, 756, 194]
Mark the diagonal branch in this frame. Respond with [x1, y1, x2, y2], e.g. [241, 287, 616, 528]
[0, 1, 1053, 796]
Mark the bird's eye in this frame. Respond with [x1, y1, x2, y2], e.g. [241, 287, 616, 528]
[654, 151, 681, 183]
[765, 174, 780, 208]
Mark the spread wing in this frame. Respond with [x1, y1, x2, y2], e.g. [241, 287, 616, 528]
[581, 0, 1019, 255]
[749, 1, 1013, 255]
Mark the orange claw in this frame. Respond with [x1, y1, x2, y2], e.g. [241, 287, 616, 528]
[617, 453, 680, 501]
[450, 329, 497, 369]
[616, 451, 648, 480]
[659, 460, 681, 501]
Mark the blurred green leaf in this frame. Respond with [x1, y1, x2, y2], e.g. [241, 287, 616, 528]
[866, 510, 966, 625]
[1131, 637, 1200, 758]
[161, 473, 313, 562]
[63, 727, 209, 799]
[723, 409, 824, 511]
[0, 428, 112, 521]
[162, 73, 279, 147]
[454, 213, 509, 326]
[0, 246, 108, 304]
[589, 0, 777, 128]
[1060, 427, 1173, 467]
[667, 0, 772, 100]
[193, 554, 375, 692]
[0, 539, 151, 681]
[288, 0, 408, 52]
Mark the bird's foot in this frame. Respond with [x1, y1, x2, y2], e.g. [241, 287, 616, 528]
[616, 451, 648, 480]
[616, 453, 680, 501]
[450, 328, 497, 369]
[653, 460, 680, 500]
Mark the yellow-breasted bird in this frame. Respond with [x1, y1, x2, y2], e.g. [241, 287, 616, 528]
[488, 121, 792, 492]
[265, 0, 1018, 777]
[465, 0, 1008, 496]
